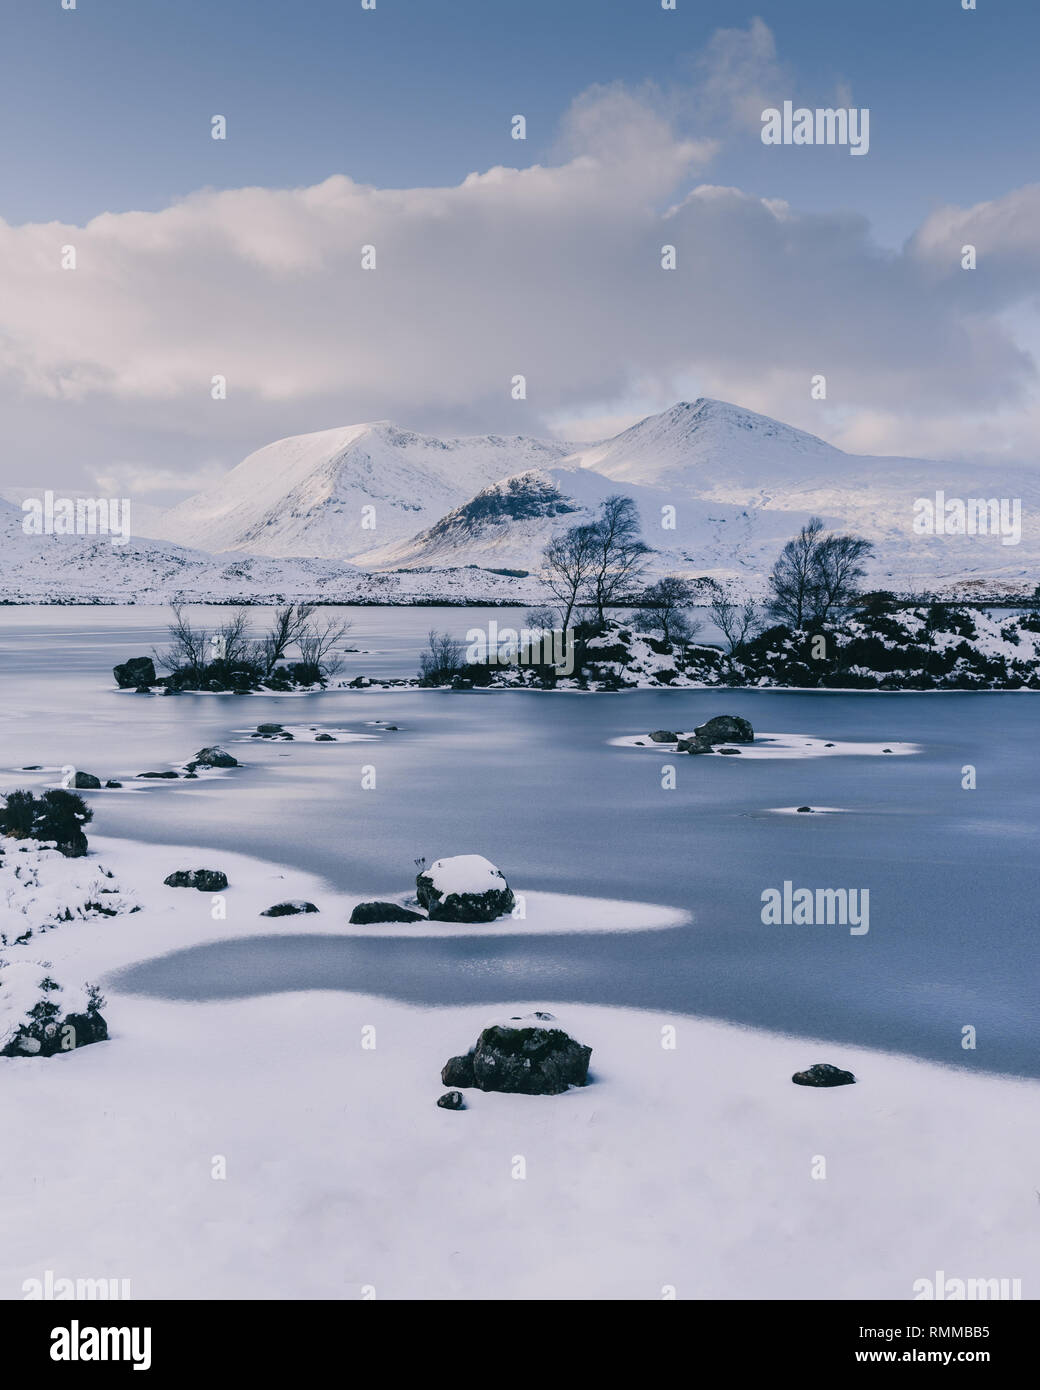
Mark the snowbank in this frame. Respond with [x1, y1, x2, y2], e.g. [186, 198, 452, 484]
[2, 833, 1036, 1300]
[2, 985, 1038, 1298]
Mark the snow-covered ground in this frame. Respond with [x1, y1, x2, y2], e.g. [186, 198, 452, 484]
[2, 833, 1037, 1299]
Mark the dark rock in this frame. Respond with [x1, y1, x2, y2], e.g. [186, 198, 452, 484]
[314, 734, 336, 742]
[163, 869, 228, 891]
[137, 771, 179, 779]
[792, 1062, 856, 1087]
[70, 772, 101, 789]
[21, 765, 42, 770]
[718, 747, 742, 755]
[256, 724, 284, 734]
[882, 748, 893, 753]
[824, 743, 835, 748]
[161, 687, 180, 696]
[349, 900, 425, 925]
[133, 685, 152, 695]
[440, 1053, 476, 1088]
[649, 730, 679, 743]
[796, 806, 814, 813]
[437, 1090, 466, 1110]
[416, 855, 514, 923]
[113, 656, 156, 689]
[676, 735, 715, 755]
[1, 1007, 109, 1058]
[105, 780, 122, 789]
[384, 725, 399, 731]
[260, 900, 319, 917]
[193, 746, 239, 768]
[694, 714, 754, 744]
[453, 1012, 592, 1095]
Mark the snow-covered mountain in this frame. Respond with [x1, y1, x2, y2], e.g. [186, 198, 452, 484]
[354, 399, 1040, 595]
[568, 398, 839, 491]
[0, 499, 546, 605]
[155, 422, 574, 561]
[3, 399, 1036, 602]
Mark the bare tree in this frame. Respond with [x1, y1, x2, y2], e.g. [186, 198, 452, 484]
[586, 495, 652, 626]
[418, 630, 464, 684]
[812, 534, 874, 620]
[633, 576, 701, 645]
[523, 606, 556, 632]
[768, 518, 874, 628]
[297, 611, 353, 679]
[767, 517, 826, 629]
[211, 608, 252, 666]
[704, 579, 760, 653]
[156, 605, 209, 677]
[255, 603, 314, 675]
[542, 523, 598, 631]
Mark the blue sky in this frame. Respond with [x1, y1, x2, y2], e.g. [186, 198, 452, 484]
[3, 0, 1035, 245]
[1, 0, 1038, 493]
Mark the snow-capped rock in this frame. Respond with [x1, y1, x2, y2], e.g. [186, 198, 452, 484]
[0, 959, 108, 1057]
[416, 854, 515, 923]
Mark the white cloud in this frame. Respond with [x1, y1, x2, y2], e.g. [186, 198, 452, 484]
[693, 16, 790, 132]
[1, 41, 1039, 489]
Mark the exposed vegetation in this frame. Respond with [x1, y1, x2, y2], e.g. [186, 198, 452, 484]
[0, 789, 94, 858]
[155, 604, 352, 691]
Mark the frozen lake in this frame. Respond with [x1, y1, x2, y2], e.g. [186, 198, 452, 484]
[2, 606, 1038, 1078]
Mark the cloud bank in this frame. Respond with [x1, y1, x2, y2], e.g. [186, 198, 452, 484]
[1, 38, 1038, 491]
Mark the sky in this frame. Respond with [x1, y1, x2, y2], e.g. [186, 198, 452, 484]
[1, 0, 1038, 500]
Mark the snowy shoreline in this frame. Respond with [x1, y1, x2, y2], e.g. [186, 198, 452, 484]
[2, 832, 1038, 1299]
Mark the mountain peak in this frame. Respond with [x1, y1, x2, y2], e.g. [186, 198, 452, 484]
[566, 397, 840, 489]
[635, 398, 836, 448]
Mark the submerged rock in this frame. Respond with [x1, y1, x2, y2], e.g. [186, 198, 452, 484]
[349, 901, 425, 925]
[416, 854, 514, 923]
[441, 1012, 592, 1096]
[694, 714, 754, 744]
[163, 869, 228, 892]
[796, 806, 814, 813]
[792, 1062, 856, 1088]
[314, 734, 336, 742]
[260, 900, 319, 917]
[137, 770, 179, 779]
[255, 724, 284, 735]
